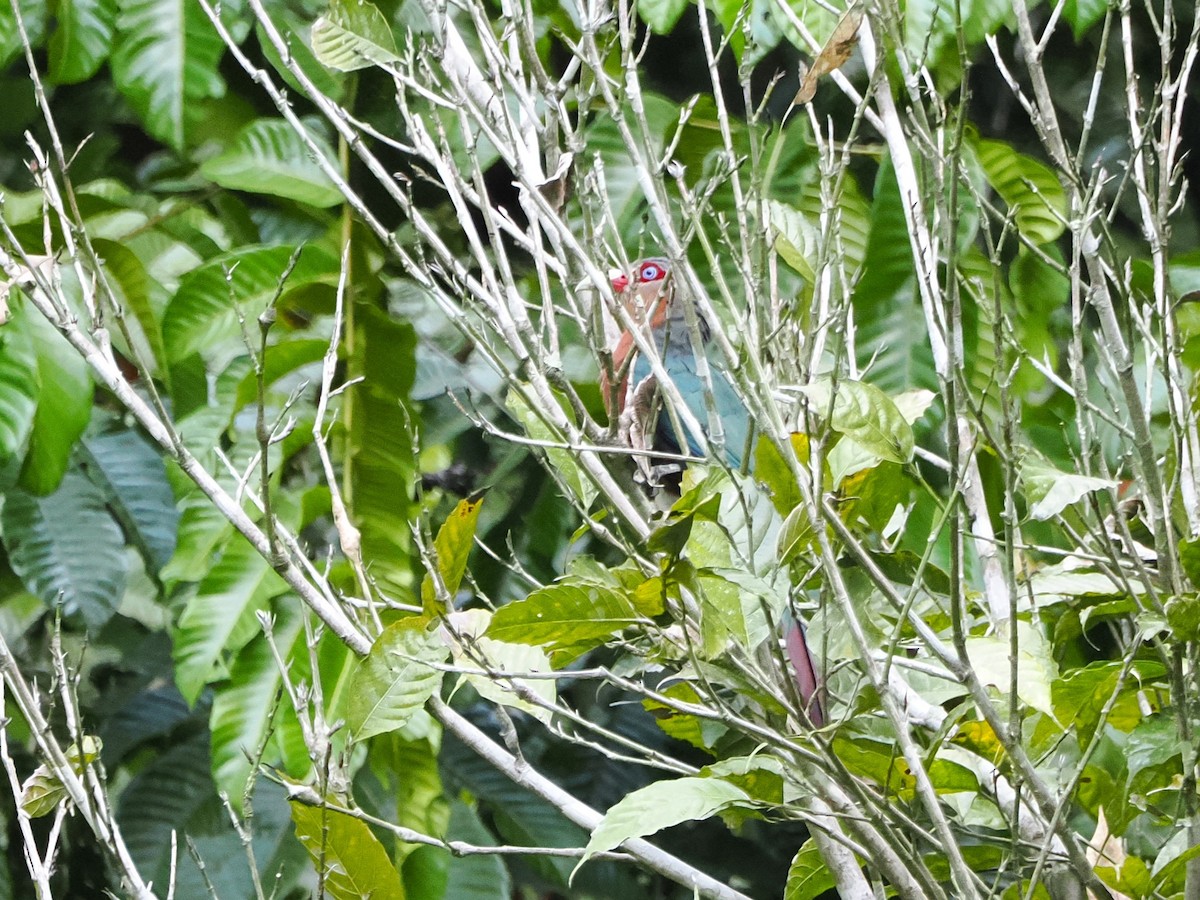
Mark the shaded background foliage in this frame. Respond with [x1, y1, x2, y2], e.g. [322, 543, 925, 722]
[0, 0, 1198, 897]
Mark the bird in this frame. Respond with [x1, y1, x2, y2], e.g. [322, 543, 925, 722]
[605, 257, 824, 727]
[604, 258, 752, 472]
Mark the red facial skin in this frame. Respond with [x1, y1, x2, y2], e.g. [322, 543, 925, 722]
[603, 260, 672, 416]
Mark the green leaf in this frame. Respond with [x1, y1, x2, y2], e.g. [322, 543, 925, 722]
[484, 580, 641, 656]
[1061, 0, 1109, 40]
[19, 736, 103, 817]
[348, 306, 417, 597]
[0, 307, 39, 474]
[80, 427, 179, 575]
[110, 0, 230, 150]
[17, 306, 93, 494]
[1021, 462, 1115, 521]
[160, 490, 235, 584]
[441, 801, 512, 900]
[797, 171, 872, 287]
[975, 138, 1067, 244]
[2, 468, 126, 630]
[201, 118, 343, 208]
[855, 157, 916, 309]
[117, 730, 214, 876]
[173, 536, 288, 705]
[94, 238, 169, 378]
[769, 200, 817, 281]
[643, 682, 726, 750]
[449, 609, 556, 724]
[506, 389, 597, 508]
[965, 622, 1057, 720]
[256, 16, 345, 101]
[1126, 713, 1180, 783]
[209, 602, 303, 803]
[162, 244, 338, 364]
[421, 496, 484, 615]
[638, 0, 689, 34]
[348, 620, 447, 741]
[785, 839, 838, 900]
[290, 797, 405, 899]
[310, 0, 401, 72]
[577, 777, 751, 868]
[798, 378, 914, 463]
[0, 0, 46, 70]
[48, 0, 117, 84]
[1180, 538, 1200, 589]
[234, 338, 329, 409]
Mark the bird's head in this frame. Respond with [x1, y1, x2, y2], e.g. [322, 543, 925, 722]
[612, 257, 673, 327]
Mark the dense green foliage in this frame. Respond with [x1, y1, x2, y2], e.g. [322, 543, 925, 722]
[1, 0, 1199, 897]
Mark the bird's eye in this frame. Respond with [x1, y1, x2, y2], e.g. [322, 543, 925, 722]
[639, 263, 663, 282]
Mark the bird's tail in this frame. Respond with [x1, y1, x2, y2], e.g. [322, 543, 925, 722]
[784, 618, 824, 727]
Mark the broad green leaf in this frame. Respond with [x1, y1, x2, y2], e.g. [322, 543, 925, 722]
[797, 171, 872, 286]
[201, 118, 343, 208]
[1052, 660, 1163, 747]
[367, 726, 445, 867]
[2, 468, 126, 630]
[80, 427, 179, 575]
[577, 777, 751, 867]
[441, 800, 512, 900]
[975, 139, 1067, 244]
[291, 797, 405, 899]
[1062, 0, 1109, 40]
[160, 490, 235, 584]
[893, 389, 937, 423]
[234, 338, 328, 409]
[484, 580, 641, 655]
[785, 839, 838, 900]
[0, 306, 39, 474]
[348, 307, 417, 597]
[701, 756, 785, 805]
[310, 0, 401, 72]
[798, 378, 914, 463]
[965, 622, 1057, 720]
[17, 306, 92, 494]
[1126, 714, 1180, 783]
[507, 389, 596, 508]
[755, 433, 810, 516]
[448, 609, 555, 724]
[117, 730, 213, 875]
[110, 0, 230, 150]
[638, 0, 689, 34]
[643, 682, 726, 750]
[1178, 537, 1200, 589]
[162, 244, 339, 364]
[210, 603, 303, 803]
[1027, 565, 1141, 606]
[0, 0, 46, 70]
[833, 735, 918, 795]
[348, 620, 447, 741]
[441, 734, 588, 889]
[19, 736, 102, 817]
[256, 16, 345, 101]
[94, 238, 169, 377]
[421, 496, 484, 614]
[769, 200, 817, 281]
[48, 0, 117, 84]
[838, 462, 913, 532]
[855, 157, 916, 309]
[777, 504, 816, 564]
[1021, 462, 1115, 520]
[1149, 830, 1200, 896]
[174, 536, 288, 705]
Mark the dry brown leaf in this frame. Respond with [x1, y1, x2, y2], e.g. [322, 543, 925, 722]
[793, 4, 865, 106]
